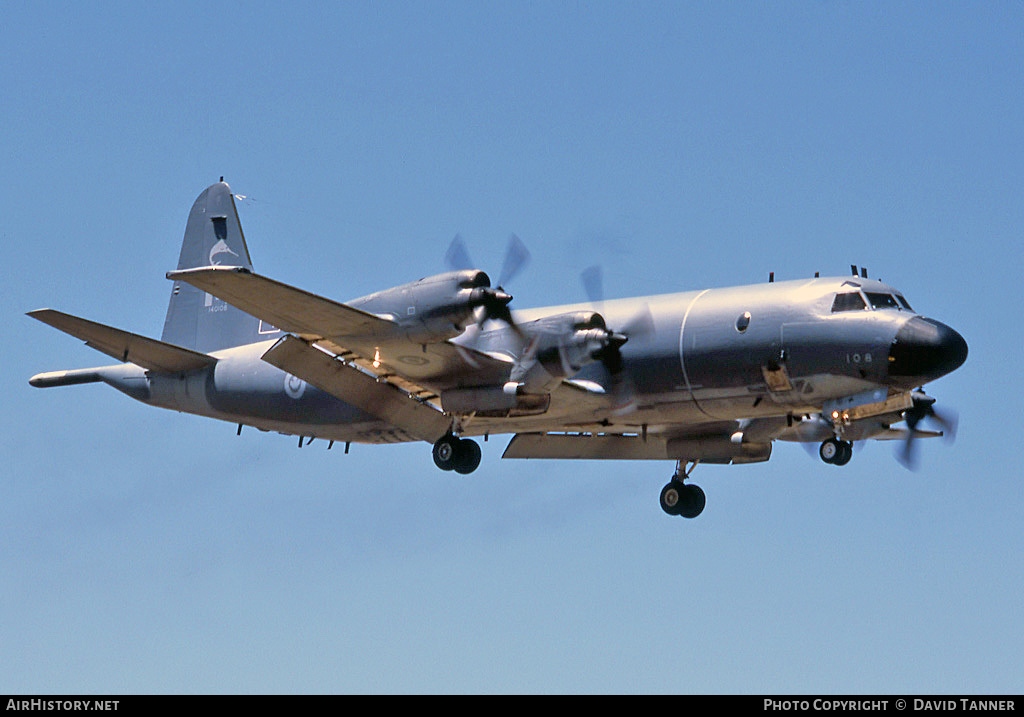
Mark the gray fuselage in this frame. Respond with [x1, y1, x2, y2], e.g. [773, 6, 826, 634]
[90, 274, 966, 445]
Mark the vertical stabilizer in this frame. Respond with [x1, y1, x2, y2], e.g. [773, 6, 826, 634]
[162, 180, 263, 352]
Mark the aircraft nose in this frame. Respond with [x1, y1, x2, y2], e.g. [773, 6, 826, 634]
[888, 317, 968, 383]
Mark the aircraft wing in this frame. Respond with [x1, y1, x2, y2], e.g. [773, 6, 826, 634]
[502, 426, 773, 464]
[167, 267, 394, 341]
[168, 266, 515, 394]
[260, 335, 451, 443]
[27, 309, 216, 373]
[169, 267, 634, 433]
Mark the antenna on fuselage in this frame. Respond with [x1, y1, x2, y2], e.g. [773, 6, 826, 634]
[860, 267, 868, 279]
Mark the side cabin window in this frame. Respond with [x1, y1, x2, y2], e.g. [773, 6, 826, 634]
[831, 292, 867, 312]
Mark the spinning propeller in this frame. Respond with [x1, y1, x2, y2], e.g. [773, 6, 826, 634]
[445, 233, 531, 337]
[580, 265, 655, 412]
[896, 391, 959, 470]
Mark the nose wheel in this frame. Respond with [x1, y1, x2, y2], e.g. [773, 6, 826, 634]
[660, 460, 705, 519]
[432, 434, 482, 474]
[819, 437, 853, 466]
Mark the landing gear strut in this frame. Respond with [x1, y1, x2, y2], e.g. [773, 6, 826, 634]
[432, 434, 482, 474]
[660, 460, 705, 519]
[819, 437, 853, 466]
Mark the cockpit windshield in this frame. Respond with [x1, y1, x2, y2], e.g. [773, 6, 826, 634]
[832, 290, 915, 313]
[865, 292, 899, 310]
[831, 292, 867, 312]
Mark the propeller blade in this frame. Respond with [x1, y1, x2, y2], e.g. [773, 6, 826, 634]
[578, 264, 653, 415]
[445, 234, 475, 272]
[620, 304, 655, 339]
[895, 394, 958, 470]
[581, 265, 605, 310]
[931, 406, 959, 444]
[897, 432, 920, 471]
[445, 233, 531, 340]
[497, 234, 530, 289]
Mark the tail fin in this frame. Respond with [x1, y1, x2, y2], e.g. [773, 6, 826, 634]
[161, 180, 264, 352]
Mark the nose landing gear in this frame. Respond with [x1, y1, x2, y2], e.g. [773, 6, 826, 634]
[660, 460, 705, 519]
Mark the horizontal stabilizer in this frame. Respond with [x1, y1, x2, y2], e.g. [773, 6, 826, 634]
[28, 309, 217, 374]
[262, 335, 450, 443]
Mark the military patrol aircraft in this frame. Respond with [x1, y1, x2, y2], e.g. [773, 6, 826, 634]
[28, 180, 968, 519]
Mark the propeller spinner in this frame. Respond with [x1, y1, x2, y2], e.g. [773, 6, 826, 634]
[896, 391, 958, 470]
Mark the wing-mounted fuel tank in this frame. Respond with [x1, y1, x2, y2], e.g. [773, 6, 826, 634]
[348, 270, 507, 344]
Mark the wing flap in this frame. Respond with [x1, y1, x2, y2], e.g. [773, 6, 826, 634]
[261, 335, 450, 443]
[503, 433, 670, 460]
[503, 432, 772, 463]
[28, 309, 216, 374]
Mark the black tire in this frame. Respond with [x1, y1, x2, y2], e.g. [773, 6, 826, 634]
[452, 438, 482, 475]
[833, 440, 853, 466]
[432, 435, 459, 471]
[660, 481, 684, 516]
[678, 483, 706, 519]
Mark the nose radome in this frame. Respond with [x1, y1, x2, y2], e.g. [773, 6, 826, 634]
[889, 317, 968, 383]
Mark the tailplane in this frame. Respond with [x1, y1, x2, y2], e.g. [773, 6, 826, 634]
[162, 179, 265, 352]
[29, 309, 216, 374]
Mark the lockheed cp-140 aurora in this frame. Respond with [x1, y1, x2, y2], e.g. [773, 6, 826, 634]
[28, 180, 968, 518]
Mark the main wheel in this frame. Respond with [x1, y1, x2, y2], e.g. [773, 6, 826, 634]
[452, 438, 482, 475]
[678, 483, 706, 519]
[819, 438, 841, 464]
[432, 435, 460, 471]
[660, 481, 684, 516]
[833, 440, 853, 466]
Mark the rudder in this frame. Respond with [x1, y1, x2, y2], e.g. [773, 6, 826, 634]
[162, 180, 264, 352]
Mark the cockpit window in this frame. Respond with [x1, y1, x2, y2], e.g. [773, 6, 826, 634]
[895, 294, 914, 311]
[832, 292, 867, 312]
[865, 292, 900, 310]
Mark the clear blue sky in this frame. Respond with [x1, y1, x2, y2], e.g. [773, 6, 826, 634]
[2, 1, 1021, 694]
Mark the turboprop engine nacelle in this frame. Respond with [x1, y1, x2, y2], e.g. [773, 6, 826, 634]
[506, 311, 612, 394]
[349, 269, 506, 344]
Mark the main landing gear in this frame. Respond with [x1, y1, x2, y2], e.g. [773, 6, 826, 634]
[660, 460, 706, 519]
[819, 437, 853, 466]
[432, 433, 482, 475]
